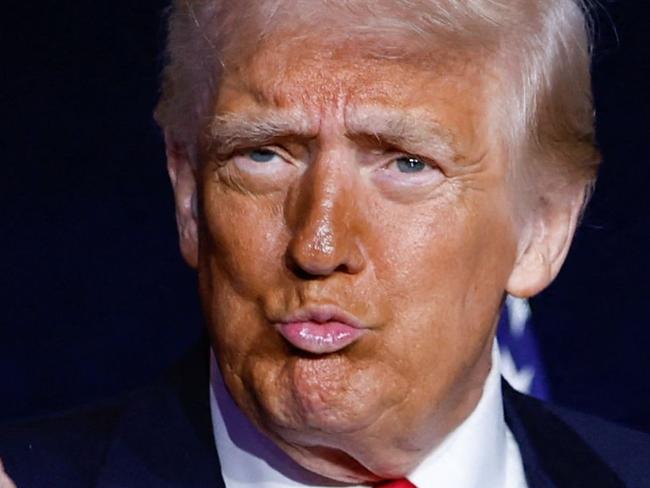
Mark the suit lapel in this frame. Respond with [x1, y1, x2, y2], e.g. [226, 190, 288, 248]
[502, 380, 624, 488]
[96, 339, 225, 487]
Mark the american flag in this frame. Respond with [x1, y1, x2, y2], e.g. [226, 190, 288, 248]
[498, 296, 549, 400]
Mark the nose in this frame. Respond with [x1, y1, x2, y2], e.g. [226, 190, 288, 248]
[286, 158, 366, 278]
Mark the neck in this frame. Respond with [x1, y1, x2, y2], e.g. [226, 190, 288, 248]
[209, 341, 509, 487]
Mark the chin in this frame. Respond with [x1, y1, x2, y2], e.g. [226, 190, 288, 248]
[250, 352, 407, 429]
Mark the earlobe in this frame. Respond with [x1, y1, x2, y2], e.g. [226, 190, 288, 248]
[506, 190, 584, 298]
[165, 130, 199, 269]
[506, 223, 552, 298]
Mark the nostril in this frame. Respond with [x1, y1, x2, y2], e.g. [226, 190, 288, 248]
[285, 253, 333, 280]
[294, 267, 324, 280]
[285, 250, 359, 279]
[287, 257, 319, 280]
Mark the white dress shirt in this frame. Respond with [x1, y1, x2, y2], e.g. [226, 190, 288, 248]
[209, 342, 529, 488]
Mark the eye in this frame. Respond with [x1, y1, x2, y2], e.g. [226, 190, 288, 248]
[372, 153, 444, 198]
[229, 145, 297, 182]
[247, 148, 279, 163]
[395, 156, 427, 173]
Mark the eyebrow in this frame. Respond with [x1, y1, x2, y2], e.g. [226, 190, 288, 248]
[207, 106, 461, 161]
[207, 110, 315, 155]
[345, 106, 459, 161]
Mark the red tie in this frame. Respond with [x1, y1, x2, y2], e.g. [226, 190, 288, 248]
[374, 479, 417, 488]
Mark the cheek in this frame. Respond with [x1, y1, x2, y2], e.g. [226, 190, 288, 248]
[199, 181, 288, 295]
[369, 190, 516, 345]
[197, 180, 290, 372]
[358, 190, 516, 422]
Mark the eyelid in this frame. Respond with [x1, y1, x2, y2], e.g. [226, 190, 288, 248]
[236, 145, 286, 160]
[386, 153, 439, 170]
[238, 144, 304, 170]
[242, 145, 279, 155]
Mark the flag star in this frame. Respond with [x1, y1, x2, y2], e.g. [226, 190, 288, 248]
[506, 296, 532, 338]
[499, 347, 535, 394]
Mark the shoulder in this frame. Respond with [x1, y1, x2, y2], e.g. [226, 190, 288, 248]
[0, 380, 180, 488]
[0, 399, 124, 487]
[0, 340, 221, 488]
[546, 399, 650, 483]
[503, 381, 650, 487]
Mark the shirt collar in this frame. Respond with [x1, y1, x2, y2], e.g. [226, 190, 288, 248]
[209, 342, 520, 488]
[408, 341, 508, 487]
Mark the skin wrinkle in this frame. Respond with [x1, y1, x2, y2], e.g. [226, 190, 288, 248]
[207, 109, 460, 168]
[164, 6, 589, 482]
[159, 0, 598, 219]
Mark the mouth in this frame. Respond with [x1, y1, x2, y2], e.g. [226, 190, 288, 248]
[274, 305, 368, 355]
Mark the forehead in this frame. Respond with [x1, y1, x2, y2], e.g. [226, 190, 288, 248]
[210, 32, 494, 162]
[234, 35, 480, 95]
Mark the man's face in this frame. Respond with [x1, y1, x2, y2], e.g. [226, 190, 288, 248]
[192, 31, 519, 482]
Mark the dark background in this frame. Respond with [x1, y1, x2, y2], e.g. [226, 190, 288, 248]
[2, 2, 649, 432]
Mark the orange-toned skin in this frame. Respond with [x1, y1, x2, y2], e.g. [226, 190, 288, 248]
[166, 33, 583, 484]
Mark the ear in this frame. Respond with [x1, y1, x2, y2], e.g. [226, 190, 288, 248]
[164, 130, 199, 269]
[506, 188, 585, 298]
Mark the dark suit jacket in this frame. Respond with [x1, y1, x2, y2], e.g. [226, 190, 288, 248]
[1, 341, 649, 488]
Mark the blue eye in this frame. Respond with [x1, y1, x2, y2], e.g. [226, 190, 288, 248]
[396, 156, 427, 173]
[248, 149, 277, 163]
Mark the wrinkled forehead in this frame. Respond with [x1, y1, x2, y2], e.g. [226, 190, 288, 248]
[188, 0, 504, 159]
[207, 32, 494, 168]
[206, 1, 499, 107]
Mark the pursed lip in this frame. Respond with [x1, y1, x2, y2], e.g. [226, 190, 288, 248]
[273, 305, 369, 354]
